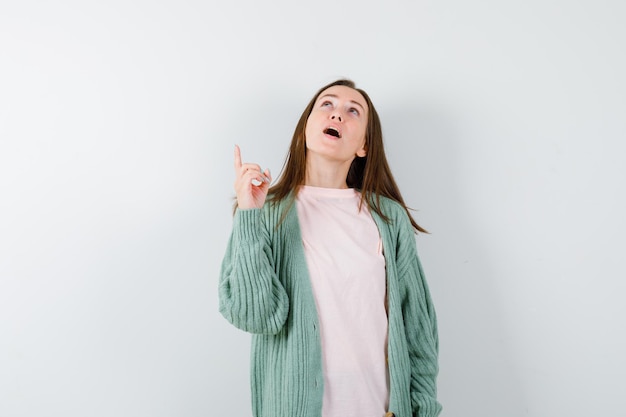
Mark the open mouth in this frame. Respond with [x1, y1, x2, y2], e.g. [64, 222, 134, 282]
[324, 127, 341, 138]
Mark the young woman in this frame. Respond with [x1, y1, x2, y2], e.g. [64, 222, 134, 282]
[219, 79, 441, 417]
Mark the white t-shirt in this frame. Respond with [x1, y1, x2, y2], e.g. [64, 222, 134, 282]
[296, 185, 389, 417]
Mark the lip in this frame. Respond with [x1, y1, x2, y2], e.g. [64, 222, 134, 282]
[323, 124, 342, 139]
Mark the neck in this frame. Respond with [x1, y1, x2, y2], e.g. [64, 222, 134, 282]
[305, 154, 352, 189]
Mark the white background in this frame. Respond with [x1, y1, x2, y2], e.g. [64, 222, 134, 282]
[1, 1, 625, 416]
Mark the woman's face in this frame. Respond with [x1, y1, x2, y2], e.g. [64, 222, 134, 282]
[304, 85, 369, 164]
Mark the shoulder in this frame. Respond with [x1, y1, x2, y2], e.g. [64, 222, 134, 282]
[264, 194, 294, 214]
[376, 195, 405, 214]
[259, 194, 297, 229]
[365, 194, 417, 244]
[374, 195, 412, 226]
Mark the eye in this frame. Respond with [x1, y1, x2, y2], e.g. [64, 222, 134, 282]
[349, 107, 360, 116]
[321, 100, 333, 107]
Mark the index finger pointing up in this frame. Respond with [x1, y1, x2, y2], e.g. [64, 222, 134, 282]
[234, 144, 242, 169]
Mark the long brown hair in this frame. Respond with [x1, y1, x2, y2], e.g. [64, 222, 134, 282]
[268, 79, 427, 233]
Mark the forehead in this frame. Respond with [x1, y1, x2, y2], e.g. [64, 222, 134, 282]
[317, 85, 368, 110]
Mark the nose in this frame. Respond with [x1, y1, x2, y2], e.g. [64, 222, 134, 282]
[331, 113, 342, 122]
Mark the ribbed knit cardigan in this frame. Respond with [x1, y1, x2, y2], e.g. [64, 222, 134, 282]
[219, 195, 442, 417]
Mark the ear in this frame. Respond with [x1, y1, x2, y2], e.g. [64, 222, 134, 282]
[356, 143, 367, 158]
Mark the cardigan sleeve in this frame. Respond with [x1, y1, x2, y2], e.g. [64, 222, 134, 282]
[218, 208, 289, 335]
[395, 213, 442, 417]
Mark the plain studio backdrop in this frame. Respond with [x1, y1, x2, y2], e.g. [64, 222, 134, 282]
[1, 0, 625, 416]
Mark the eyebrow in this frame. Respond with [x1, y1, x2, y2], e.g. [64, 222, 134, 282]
[318, 94, 366, 111]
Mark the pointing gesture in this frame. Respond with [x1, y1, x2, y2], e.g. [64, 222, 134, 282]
[234, 145, 272, 210]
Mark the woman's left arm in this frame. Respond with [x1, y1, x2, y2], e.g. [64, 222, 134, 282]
[396, 216, 442, 417]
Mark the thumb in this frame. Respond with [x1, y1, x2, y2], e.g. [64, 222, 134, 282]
[264, 168, 272, 183]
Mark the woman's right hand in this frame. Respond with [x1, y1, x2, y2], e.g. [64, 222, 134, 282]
[233, 145, 272, 210]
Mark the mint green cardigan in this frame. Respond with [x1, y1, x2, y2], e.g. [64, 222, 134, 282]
[219, 195, 442, 417]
